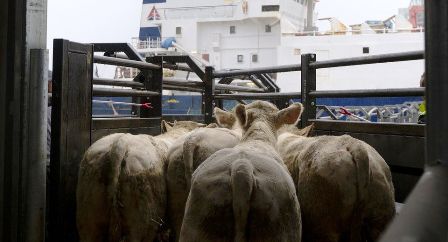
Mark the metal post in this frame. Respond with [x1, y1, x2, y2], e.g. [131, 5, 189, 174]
[379, 1, 448, 241]
[425, 1, 448, 166]
[300, 53, 316, 128]
[143, 56, 163, 122]
[23, 49, 48, 242]
[203, 66, 215, 124]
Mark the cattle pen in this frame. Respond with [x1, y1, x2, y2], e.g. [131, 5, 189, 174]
[1, 1, 448, 242]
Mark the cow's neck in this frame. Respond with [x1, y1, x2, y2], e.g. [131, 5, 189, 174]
[241, 121, 276, 147]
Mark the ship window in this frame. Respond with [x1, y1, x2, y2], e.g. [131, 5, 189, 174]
[230, 26, 236, 34]
[262, 5, 280, 12]
[265, 25, 271, 33]
[202, 53, 210, 62]
[176, 27, 182, 35]
[363, 47, 370, 54]
[237, 55, 244, 63]
[252, 54, 258, 63]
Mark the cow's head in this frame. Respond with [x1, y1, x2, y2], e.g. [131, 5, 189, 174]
[213, 107, 239, 130]
[235, 101, 303, 137]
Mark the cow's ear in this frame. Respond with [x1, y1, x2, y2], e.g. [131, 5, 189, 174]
[298, 123, 315, 137]
[161, 120, 173, 133]
[214, 107, 235, 128]
[276, 103, 303, 126]
[235, 104, 247, 127]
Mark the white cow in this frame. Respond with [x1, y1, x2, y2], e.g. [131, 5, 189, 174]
[180, 101, 303, 242]
[76, 121, 205, 242]
[166, 108, 241, 241]
[277, 126, 395, 242]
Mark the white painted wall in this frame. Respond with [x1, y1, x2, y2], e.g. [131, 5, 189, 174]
[277, 32, 424, 91]
[197, 18, 280, 70]
[159, 20, 198, 51]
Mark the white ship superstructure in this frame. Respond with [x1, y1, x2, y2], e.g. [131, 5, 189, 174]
[133, 0, 425, 92]
[137, 0, 311, 69]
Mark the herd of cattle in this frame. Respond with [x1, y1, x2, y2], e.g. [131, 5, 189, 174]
[76, 100, 395, 242]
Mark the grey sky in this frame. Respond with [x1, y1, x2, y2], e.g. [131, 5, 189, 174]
[47, 0, 142, 68]
[316, 0, 410, 25]
[47, 0, 412, 68]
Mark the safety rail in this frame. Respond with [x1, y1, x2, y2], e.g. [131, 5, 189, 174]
[92, 87, 159, 97]
[310, 50, 424, 68]
[309, 87, 424, 98]
[93, 78, 145, 88]
[213, 64, 302, 78]
[207, 51, 425, 128]
[214, 92, 301, 100]
[93, 55, 160, 70]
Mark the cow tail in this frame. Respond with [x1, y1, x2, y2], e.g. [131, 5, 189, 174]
[107, 136, 128, 242]
[231, 159, 254, 242]
[349, 141, 370, 205]
[347, 140, 371, 238]
[183, 134, 198, 189]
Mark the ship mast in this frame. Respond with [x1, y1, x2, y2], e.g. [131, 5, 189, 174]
[305, 0, 318, 31]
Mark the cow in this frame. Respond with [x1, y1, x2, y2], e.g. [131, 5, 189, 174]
[76, 120, 205, 242]
[180, 101, 303, 242]
[277, 126, 395, 242]
[166, 107, 242, 241]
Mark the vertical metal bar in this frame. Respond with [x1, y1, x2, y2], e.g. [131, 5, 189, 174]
[300, 53, 316, 128]
[203, 66, 215, 124]
[24, 49, 48, 242]
[425, 0, 448, 167]
[144, 56, 163, 132]
[379, 1, 448, 241]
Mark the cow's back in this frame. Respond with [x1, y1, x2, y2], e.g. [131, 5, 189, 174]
[166, 128, 240, 241]
[278, 134, 395, 242]
[180, 146, 301, 242]
[77, 133, 125, 242]
[77, 133, 168, 242]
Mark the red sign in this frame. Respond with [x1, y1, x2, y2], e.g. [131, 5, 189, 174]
[147, 6, 160, 20]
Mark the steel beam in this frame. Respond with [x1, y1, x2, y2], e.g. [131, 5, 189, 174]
[213, 64, 301, 78]
[92, 78, 145, 88]
[162, 63, 193, 72]
[203, 66, 215, 124]
[142, 56, 163, 120]
[92, 87, 159, 97]
[300, 53, 317, 128]
[93, 42, 145, 61]
[93, 55, 160, 70]
[214, 92, 301, 100]
[379, 1, 448, 241]
[163, 84, 203, 93]
[310, 50, 424, 69]
[309, 87, 424, 98]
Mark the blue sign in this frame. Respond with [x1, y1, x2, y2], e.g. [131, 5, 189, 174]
[143, 0, 166, 4]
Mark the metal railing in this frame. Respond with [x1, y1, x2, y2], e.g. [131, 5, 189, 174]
[283, 27, 425, 37]
[206, 50, 425, 126]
